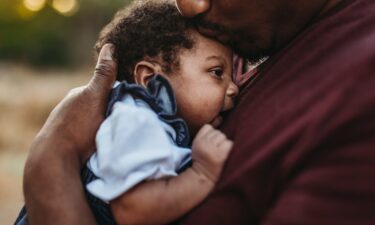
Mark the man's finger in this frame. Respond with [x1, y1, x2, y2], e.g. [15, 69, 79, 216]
[89, 43, 117, 93]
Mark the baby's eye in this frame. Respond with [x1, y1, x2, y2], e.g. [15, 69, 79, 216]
[210, 68, 224, 78]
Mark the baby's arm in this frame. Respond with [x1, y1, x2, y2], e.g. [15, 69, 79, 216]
[110, 124, 233, 225]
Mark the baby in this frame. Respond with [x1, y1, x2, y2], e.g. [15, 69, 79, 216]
[14, 1, 238, 225]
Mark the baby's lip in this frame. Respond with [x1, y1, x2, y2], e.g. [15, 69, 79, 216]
[223, 101, 235, 112]
[210, 104, 235, 127]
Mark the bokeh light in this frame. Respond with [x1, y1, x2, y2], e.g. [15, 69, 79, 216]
[51, 0, 79, 16]
[0, 1, 131, 223]
[17, 3, 36, 19]
[23, 0, 46, 12]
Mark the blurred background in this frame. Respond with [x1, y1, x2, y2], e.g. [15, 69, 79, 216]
[0, 0, 131, 223]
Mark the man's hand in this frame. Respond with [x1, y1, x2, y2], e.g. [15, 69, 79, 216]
[191, 124, 233, 184]
[23, 44, 117, 225]
[35, 43, 117, 162]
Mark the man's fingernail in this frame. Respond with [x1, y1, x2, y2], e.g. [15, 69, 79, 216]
[101, 44, 114, 61]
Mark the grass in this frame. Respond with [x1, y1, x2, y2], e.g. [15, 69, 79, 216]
[0, 63, 91, 224]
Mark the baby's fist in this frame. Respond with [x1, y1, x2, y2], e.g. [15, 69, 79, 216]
[191, 124, 233, 183]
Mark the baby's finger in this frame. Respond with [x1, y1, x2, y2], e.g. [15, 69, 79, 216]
[218, 140, 234, 152]
[210, 132, 227, 145]
[204, 128, 223, 142]
[195, 124, 214, 139]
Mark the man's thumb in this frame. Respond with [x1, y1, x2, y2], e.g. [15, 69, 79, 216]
[89, 43, 117, 92]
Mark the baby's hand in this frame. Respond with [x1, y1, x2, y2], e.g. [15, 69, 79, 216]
[191, 124, 233, 183]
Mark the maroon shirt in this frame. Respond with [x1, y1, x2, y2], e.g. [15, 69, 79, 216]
[179, 0, 375, 224]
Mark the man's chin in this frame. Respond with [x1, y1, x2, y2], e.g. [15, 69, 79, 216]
[233, 46, 266, 62]
[232, 40, 276, 63]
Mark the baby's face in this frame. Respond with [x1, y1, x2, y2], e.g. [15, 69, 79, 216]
[167, 30, 239, 136]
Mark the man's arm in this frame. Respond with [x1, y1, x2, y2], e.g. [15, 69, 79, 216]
[23, 44, 117, 225]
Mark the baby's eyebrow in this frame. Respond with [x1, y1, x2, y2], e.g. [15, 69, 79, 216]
[205, 55, 227, 65]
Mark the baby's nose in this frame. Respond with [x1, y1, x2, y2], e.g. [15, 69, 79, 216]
[223, 82, 239, 111]
[175, 0, 210, 18]
[227, 82, 239, 99]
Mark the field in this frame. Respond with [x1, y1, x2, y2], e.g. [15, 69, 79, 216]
[0, 63, 90, 224]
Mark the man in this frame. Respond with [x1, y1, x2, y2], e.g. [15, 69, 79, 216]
[22, 0, 375, 224]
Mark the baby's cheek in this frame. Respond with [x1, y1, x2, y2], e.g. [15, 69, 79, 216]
[204, 100, 224, 120]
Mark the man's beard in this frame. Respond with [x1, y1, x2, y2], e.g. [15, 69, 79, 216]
[229, 36, 271, 63]
[192, 16, 274, 62]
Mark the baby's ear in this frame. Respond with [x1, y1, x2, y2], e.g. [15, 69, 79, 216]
[134, 61, 163, 87]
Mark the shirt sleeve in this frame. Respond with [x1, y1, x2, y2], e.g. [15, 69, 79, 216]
[86, 100, 191, 202]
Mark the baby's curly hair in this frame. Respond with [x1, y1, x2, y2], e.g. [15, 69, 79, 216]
[95, 0, 196, 82]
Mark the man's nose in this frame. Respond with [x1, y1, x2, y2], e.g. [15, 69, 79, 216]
[175, 0, 210, 18]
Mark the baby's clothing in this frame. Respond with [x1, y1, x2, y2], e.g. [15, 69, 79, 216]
[14, 75, 192, 225]
[86, 76, 191, 202]
[86, 75, 193, 225]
